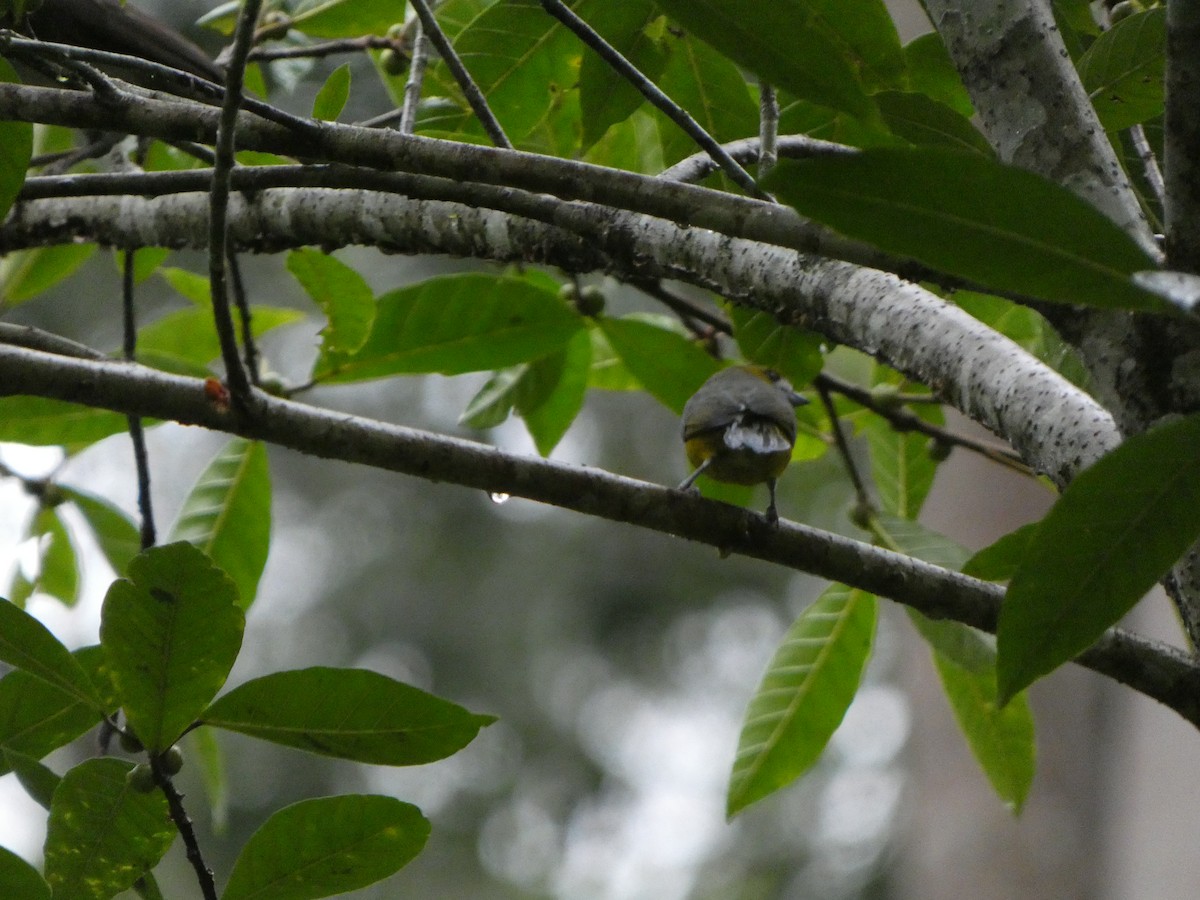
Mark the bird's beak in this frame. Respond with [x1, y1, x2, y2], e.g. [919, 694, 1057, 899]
[788, 390, 809, 407]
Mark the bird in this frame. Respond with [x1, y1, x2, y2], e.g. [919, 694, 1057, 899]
[679, 365, 809, 523]
[18, 0, 225, 85]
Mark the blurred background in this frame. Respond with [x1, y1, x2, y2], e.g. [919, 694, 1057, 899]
[2, 1, 1199, 898]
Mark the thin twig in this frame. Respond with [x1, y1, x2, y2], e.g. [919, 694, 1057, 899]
[121, 251, 156, 549]
[539, 0, 766, 199]
[399, 24, 430, 135]
[1130, 123, 1166, 210]
[226, 248, 260, 386]
[151, 756, 216, 900]
[407, 0, 512, 149]
[636, 279, 731, 335]
[816, 372, 1033, 475]
[817, 379, 872, 511]
[247, 35, 397, 62]
[758, 84, 778, 178]
[206, 1, 261, 405]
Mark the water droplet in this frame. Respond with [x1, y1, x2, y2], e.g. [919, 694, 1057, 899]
[489, 492, 511, 505]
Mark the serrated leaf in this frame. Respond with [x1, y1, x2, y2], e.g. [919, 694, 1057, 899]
[43, 758, 174, 900]
[1078, 8, 1165, 131]
[100, 543, 245, 751]
[764, 150, 1165, 312]
[287, 248, 375, 354]
[655, 0, 882, 122]
[0, 845, 49, 900]
[312, 63, 352, 121]
[61, 487, 141, 576]
[727, 585, 876, 816]
[997, 414, 1200, 703]
[597, 317, 720, 413]
[222, 795, 430, 900]
[518, 328, 592, 456]
[0, 599, 101, 709]
[315, 274, 583, 382]
[202, 667, 493, 765]
[136, 307, 303, 377]
[170, 439, 271, 610]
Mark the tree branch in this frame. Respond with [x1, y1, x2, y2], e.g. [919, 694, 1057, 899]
[0, 185, 1121, 486]
[0, 341, 1195, 725]
[1165, 0, 1200, 273]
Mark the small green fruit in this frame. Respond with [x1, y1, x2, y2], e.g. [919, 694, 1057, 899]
[118, 730, 144, 754]
[868, 383, 902, 412]
[1109, 0, 1145, 22]
[126, 764, 157, 793]
[380, 48, 407, 76]
[849, 499, 873, 529]
[927, 438, 953, 462]
[160, 745, 185, 776]
[575, 286, 606, 317]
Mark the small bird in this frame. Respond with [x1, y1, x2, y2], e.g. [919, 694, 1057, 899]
[19, 0, 225, 85]
[679, 365, 808, 523]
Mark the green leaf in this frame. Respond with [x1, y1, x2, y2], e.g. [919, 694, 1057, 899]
[0, 58, 31, 224]
[654, 0, 881, 122]
[43, 758, 174, 900]
[447, 0, 581, 145]
[312, 63, 352, 121]
[764, 150, 1165, 311]
[652, 30, 758, 168]
[287, 248, 375, 354]
[187, 727, 228, 833]
[903, 32, 974, 118]
[290, 0, 405, 37]
[170, 439, 271, 610]
[136, 307, 303, 377]
[953, 291, 1089, 385]
[222, 795, 430, 900]
[586, 327, 642, 391]
[0, 244, 95, 308]
[202, 667, 494, 765]
[158, 266, 211, 305]
[910, 610, 1035, 813]
[26, 507, 80, 607]
[1078, 8, 1165, 131]
[100, 542, 245, 751]
[597, 316, 720, 413]
[577, 1, 669, 149]
[0, 667, 105, 768]
[729, 306, 823, 388]
[0, 845, 49, 900]
[0, 397, 128, 450]
[997, 414, 1200, 703]
[4, 748, 61, 810]
[865, 420, 937, 519]
[460, 367, 524, 429]
[61, 487, 141, 576]
[517, 328, 592, 456]
[315, 274, 582, 382]
[962, 523, 1038, 582]
[0, 599, 102, 709]
[727, 585, 876, 816]
[876, 91, 993, 155]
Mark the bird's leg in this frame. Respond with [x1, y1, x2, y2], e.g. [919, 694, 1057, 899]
[765, 479, 780, 524]
[678, 457, 713, 492]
